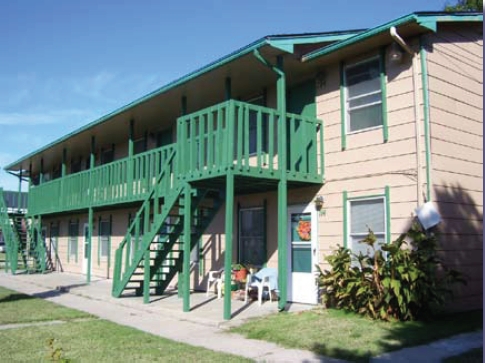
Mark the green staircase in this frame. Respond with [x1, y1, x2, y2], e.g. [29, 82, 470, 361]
[0, 186, 49, 274]
[0, 188, 21, 273]
[112, 150, 222, 301]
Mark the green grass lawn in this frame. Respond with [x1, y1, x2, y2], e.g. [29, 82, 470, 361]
[231, 308, 483, 362]
[0, 286, 251, 362]
[0, 286, 92, 324]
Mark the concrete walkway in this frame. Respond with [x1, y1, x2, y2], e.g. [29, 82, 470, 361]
[0, 271, 482, 362]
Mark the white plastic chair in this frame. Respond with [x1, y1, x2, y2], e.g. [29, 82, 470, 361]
[206, 268, 224, 299]
[245, 273, 274, 305]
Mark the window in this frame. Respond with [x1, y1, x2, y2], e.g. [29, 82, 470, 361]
[344, 57, 383, 133]
[134, 138, 146, 155]
[99, 220, 110, 260]
[157, 129, 173, 148]
[71, 159, 82, 174]
[68, 222, 78, 262]
[101, 148, 114, 165]
[348, 198, 386, 257]
[239, 207, 265, 266]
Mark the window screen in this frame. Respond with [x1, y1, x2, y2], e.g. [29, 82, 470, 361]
[345, 58, 383, 133]
[239, 208, 265, 266]
[349, 198, 385, 256]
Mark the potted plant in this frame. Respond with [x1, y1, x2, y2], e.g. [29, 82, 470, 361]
[231, 263, 248, 282]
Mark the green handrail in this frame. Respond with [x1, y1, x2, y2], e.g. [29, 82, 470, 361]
[0, 188, 20, 273]
[112, 149, 179, 297]
[28, 144, 175, 215]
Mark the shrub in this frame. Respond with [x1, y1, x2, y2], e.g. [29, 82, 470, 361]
[317, 221, 466, 321]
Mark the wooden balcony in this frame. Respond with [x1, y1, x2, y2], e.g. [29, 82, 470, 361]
[28, 100, 324, 216]
[177, 100, 324, 190]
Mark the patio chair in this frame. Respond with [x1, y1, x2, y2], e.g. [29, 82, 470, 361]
[244, 268, 278, 305]
[206, 268, 224, 299]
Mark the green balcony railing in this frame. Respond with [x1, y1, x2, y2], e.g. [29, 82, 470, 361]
[177, 99, 324, 182]
[28, 100, 324, 216]
[28, 145, 175, 215]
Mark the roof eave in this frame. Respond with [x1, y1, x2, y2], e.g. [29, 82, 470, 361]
[302, 12, 483, 62]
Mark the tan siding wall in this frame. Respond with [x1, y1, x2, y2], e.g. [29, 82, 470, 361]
[426, 23, 483, 311]
[315, 43, 421, 272]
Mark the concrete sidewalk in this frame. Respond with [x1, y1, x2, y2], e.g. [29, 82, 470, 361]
[0, 271, 482, 362]
[0, 271, 342, 362]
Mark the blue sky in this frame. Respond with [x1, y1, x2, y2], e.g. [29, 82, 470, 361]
[0, 0, 449, 191]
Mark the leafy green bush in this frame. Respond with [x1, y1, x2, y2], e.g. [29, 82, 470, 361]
[317, 221, 466, 321]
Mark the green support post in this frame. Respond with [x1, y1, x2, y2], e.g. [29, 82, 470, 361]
[225, 77, 232, 100]
[143, 249, 150, 303]
[276, 55, 288, 311]
[223, 171, 234, 320]
[183, 183, 192, 312]
[178, 98, 187, 299]
[128, 119, 134, 199]
[61, 148, 67, 204]
[40, 158, 44, 185]
[87, 207, 93, 283]
[17, 169, 22, 213]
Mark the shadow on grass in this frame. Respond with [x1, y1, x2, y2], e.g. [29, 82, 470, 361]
[0, 293, 35, 304]
[309, 343, 371, 363]
[30, 282, 90, 299]
[306, 309, 483, 362]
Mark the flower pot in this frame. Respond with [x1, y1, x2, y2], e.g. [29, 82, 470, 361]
[234, 268, 248, 282]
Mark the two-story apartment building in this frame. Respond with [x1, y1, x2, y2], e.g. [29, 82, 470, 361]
[2, 11, 482, 320]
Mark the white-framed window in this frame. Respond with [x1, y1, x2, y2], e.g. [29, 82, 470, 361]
[68, 222, 78, 262]
[348, 197, 386, 257]
[238, 207, 265, 266]
[344, 57, 383, 133]
[99, 220, 110, 260]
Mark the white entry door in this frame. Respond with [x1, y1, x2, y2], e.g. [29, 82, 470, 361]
[82, 224, 90, 274]
[287, 204, 318, 304]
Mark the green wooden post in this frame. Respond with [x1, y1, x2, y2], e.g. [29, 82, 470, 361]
[87, 207, 93, 283]
[223, 171, 234, 320]
[276, 55, 288, 311]
[178, 97, 187, 298]
[143, 249, 150, 303]
[225, 77, 232, 100]
[183, 183, 192, 312]
[16, 169, 22, 213]
[61, 148, 67, 204]
[128, 119, 134, 199]
[40, 158, 44, 184]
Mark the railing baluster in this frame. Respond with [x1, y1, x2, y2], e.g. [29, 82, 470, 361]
[216, 107, 223, 168]
[236, 104, 242, 170]
[290, 115, 296, 174]
[302, 117, 308, 174]
[199, 114, 205, 170]
[244, 105, 250, 169]
[189, 116, 196, 173]
[207, 111, 214, 169]
[269, 110, 275, 172]
[257, 109, 262, 170]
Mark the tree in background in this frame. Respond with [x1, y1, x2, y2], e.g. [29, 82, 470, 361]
[444, 0, 483, 11]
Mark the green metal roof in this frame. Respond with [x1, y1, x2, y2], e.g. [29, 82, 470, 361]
[5, 30, 360, 171]
[303, 11, 483, 62]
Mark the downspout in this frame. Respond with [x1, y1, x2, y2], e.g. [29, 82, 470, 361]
[253, 49, 288, 311]
[419, 37, 432, 202]
[390, 27, 428, 205]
